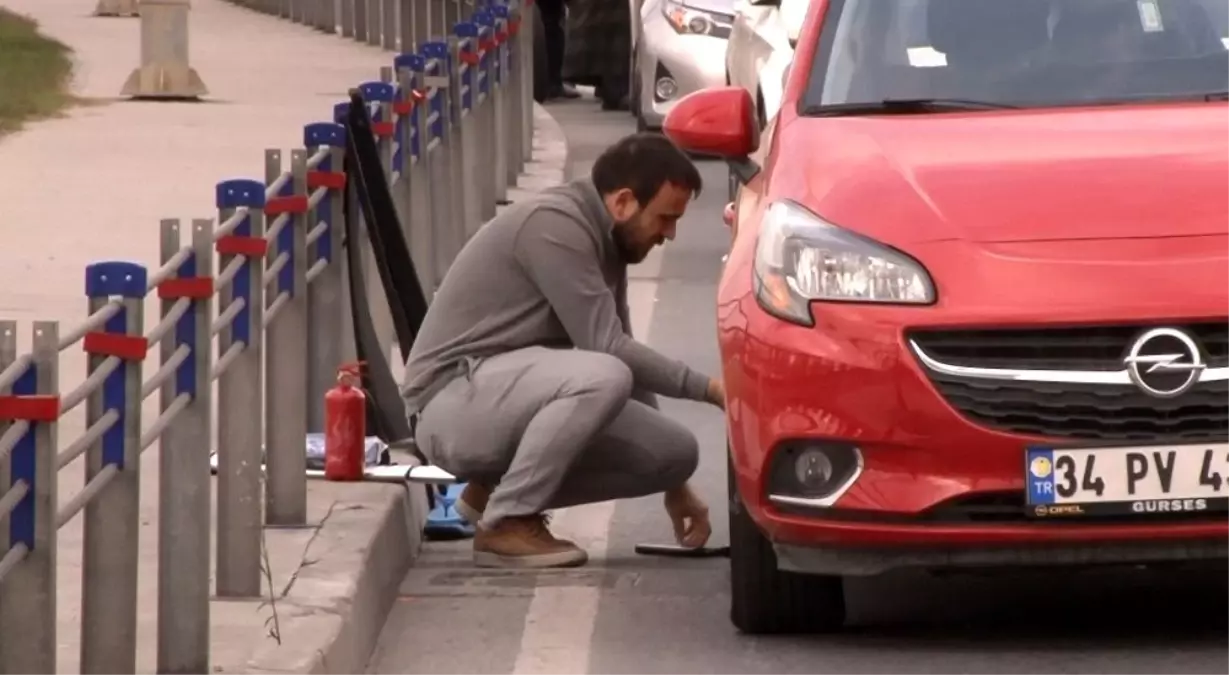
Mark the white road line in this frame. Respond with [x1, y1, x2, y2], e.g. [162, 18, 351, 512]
[511, 245, 665, 674]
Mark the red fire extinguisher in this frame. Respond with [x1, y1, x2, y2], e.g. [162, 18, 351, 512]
[325, 362, 367, 481]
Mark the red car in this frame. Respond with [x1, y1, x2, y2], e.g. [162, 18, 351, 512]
[662, 0, 1229, 634]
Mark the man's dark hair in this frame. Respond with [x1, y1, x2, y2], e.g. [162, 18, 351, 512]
[591, 132, 703, 206]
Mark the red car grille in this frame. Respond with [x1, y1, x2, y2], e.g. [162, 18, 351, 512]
[908, 322, 1229, 442]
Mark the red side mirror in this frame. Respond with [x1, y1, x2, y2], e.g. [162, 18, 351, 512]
[662, 87, 760, 159]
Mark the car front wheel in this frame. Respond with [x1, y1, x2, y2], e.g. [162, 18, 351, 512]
[728, 451, 847, 634]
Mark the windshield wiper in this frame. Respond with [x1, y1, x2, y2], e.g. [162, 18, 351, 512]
[802, 98, 1021, 116]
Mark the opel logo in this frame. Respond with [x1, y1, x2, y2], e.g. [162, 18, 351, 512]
[1123, 327, 1206, 398]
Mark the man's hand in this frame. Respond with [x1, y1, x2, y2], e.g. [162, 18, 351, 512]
[705, 378, 726, 410]
[664, 484, 712, 549]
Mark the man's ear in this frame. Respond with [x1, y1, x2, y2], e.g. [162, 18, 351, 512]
[609, 187, 640, 221]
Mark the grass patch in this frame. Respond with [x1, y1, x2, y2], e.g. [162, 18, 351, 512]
[0, 8, 74, 135]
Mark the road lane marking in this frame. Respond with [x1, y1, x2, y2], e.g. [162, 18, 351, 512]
[511, 245, 664, 674]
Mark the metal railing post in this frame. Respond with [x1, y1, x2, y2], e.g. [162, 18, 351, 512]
[504, 0, 524, 180]
[355, 0, 369, 42]
[423, 42, 457, 281]
[519, 0, 534, 162]
[397, 56, 436, 296]
[445, 35, 468, 257]
[215, 179, 267, 598]
[80, 262, 147, 674]
[156, 218, 214, 674]
[473, 9, 498, 221]
[303, 124, 347, 433]
[398, 0, 413, 51]
[0, 322, 59, 675]
[454, 27, 482, 239]
[367, 0, 382, 46]
[382, 0, 397, 49]
[361, 81, 397, 177]
[392, 55, 416, 232]
[343, 0, 357, 37]
[0, 322, 11, 618]
[264, 150, 310, 526]
[489, 4, 510, 202]
[413, 0, 431, 46]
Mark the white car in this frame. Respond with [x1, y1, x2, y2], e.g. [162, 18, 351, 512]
[724, 0, 809, 128]
[631, 0, 736, 130]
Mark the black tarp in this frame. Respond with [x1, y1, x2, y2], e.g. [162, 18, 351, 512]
[339, 88, 431, 466]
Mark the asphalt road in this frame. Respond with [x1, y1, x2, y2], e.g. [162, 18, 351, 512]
[367, 95, 1229, 674]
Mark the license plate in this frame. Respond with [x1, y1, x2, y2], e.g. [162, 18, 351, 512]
[1025, 442, 1229, 517]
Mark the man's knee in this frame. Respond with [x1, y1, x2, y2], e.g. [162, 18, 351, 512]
[654, 417, 700, 487]
[572, 351, 634, 408]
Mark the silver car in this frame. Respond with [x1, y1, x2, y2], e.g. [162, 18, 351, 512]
[631, 0, 735, 130]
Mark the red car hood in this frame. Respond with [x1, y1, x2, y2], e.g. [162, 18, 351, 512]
[777, 103, 1229, 245]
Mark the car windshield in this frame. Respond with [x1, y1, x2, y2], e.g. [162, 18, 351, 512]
[801, 0, 1229, 111]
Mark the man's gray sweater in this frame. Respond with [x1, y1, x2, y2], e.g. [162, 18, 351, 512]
[400, 177, 712, 415]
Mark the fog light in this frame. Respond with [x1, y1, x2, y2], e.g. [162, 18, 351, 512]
[794, 450, 833, 490]
[766, 441, 862, 505]
[655, 77, 678, 101]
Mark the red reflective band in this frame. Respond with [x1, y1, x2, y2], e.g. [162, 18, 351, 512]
[372, 121, 396, 137]
[480, 37, 496, 51]
[265, 195, 309, 216]
[307, 171, 346, 190]
[216, 235, 270, 257]
[157, 277, 214, 299]
[459, 51, 480, 65]
[495, 29, 508, 43]
[0, 395, 61, 422]
[393, 98, 414, 116]
[508, 19, 521, 36]
[84, 332, 150, 361]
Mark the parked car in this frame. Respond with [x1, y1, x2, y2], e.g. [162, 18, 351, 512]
[664, 0, 1229, 635]
[724, 0, 808, 128]
[630, 0, 736, 130]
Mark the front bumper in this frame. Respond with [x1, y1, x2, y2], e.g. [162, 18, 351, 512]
[723, 241, 1229, 575]
[637, 21, 728, 127]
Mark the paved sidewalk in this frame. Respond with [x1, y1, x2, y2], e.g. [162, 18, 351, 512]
[0, 1, 568, 671]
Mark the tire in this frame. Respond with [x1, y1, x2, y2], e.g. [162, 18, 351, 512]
[728, 451, 847, 635]
[532, 3, 550, 103]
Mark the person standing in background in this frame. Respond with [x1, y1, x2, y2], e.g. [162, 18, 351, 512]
[562, 0, 633, 111]
[539, 0, 581, 99]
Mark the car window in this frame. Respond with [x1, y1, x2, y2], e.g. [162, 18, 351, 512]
[802, 0, 1229, 110]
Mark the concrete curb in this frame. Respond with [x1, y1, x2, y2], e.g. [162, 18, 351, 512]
[238, 104, 571, 674]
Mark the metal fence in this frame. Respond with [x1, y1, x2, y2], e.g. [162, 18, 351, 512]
[0, 0, 534, 672]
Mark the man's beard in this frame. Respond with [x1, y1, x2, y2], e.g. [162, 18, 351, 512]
[611, 221, 650, 264]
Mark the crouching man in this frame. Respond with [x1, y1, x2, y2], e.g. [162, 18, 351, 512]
[400, 133, 725, 569]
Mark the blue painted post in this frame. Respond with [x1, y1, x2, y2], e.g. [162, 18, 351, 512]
[303, 122, 347, 433]
[156, 218, 214, 674]
[0, 322, 59, 674]
[80, 261, 148, 673]
[215, 178, 267, 598]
